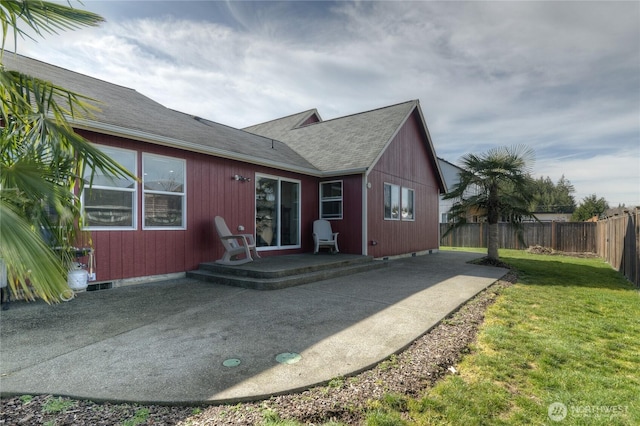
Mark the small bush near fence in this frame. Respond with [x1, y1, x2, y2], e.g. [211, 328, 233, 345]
[440, 210, 639, 288]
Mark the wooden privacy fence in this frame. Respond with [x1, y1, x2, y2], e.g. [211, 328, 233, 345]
[440, 210, 640, 288]
[440, 222, 597, 252]
[596, 209, 639, 288]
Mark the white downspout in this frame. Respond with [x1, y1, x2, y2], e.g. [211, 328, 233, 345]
[362, 173, 369, 256]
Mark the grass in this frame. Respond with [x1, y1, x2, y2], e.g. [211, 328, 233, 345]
[387, 249, 640, 425]
[255, 248, 639, 425]
[19, 395, 33, 404]
[121, 407, 150, 426]
[21, 248, 635, 426]
[42, 396, 76, 414]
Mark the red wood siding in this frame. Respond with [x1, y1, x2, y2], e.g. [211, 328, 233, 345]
[319, 175, 364, 255]
[301, 113, 321, 126]
[366, 111, 441, 258]
[74, 106, 442, 280]
[79, 130, 318, 283]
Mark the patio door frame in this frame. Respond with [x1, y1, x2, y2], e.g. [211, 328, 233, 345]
[255, 173, 301, 251]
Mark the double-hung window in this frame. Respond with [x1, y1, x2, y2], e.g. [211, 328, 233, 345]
[143, 153, 186, 229]
[384, 183, 415, 221]
[320, 180, 343, 219]
[83, 146, 137, 230]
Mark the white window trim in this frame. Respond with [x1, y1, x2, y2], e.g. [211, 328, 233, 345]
[255, 173, 301, 251]
[82, 145, 137, 231]
[319, 180, 343, 220]
[142, 153, 187, 230]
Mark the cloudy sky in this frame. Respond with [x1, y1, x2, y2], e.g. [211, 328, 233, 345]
[13, 1, 640, 207]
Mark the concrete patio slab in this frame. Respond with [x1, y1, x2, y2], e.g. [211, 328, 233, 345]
[0, 251, 508, 405]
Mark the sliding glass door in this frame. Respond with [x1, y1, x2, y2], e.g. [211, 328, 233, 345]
[255, 175, 300, 249]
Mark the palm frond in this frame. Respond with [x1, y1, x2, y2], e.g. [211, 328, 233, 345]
[0, 200, 69, 303]
[0, 68, 98, 125]
[0, 0, 104, 54]
[0, 0, 109, 302]
[440, 145, 537, 256]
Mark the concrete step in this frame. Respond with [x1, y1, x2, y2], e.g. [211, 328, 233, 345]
[195, 253, 376, 279]
[187, 254, 387, 290]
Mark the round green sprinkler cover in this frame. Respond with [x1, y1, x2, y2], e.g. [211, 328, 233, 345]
[222, 358, 241, 367]
[275, 352, 302, 364]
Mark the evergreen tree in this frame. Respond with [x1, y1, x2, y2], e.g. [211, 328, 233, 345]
[571, 194, 609, 221]
[529, 174, 576, 213]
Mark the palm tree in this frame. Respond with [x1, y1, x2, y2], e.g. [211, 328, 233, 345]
[1, 1, 133, 302]
[443, 145, 536, 261]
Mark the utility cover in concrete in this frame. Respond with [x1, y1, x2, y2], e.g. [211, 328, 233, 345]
[276, 352, 302, 364]
[222, 358, 241, 367]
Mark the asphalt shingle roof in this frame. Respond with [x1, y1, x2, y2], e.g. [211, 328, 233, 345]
[244, 109, 320, 142]
[244, 101, 419, 173]
[5, 54, 440, 183]
[3, 54, 317, 173]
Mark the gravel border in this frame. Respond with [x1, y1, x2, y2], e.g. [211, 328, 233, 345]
[1, 272, 515, 425]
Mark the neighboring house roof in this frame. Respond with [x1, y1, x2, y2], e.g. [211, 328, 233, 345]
[438, 157, 483, 200]
[525, 212, 572, 222]
[245, 100, 435, 175]
[438, 157, 464, 193]
[3, 54, 317, 174]
[603, 206, 637, 218]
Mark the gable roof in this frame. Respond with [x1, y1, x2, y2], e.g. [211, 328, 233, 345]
[5, 54, 444, 189]
[246, 101, 446, 192]
[3, 54, 317, 174]
[244, 109, 322, 141]
[244, 101, 416, 172]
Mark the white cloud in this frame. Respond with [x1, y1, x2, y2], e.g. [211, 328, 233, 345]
[536, 150, 640, 207]
[13, 0, 639, 206]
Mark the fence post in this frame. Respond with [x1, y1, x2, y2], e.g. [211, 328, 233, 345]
[635, 209, 639, 287]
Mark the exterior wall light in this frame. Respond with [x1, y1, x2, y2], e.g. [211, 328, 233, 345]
[233, 174, 251, 182]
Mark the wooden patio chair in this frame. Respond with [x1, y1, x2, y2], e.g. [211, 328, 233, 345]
[214, 216, 260, 265]
[313, 219, 339, 254]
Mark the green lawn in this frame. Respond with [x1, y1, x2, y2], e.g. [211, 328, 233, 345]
[373, 249, 639, 425]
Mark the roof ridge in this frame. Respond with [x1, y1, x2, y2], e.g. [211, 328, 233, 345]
[291, 109, 322, 129]
[299, 99, 417, 127]
[244, 108, 319, 130]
